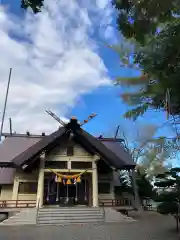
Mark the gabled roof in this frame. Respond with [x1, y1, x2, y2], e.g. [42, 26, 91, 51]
[0, 136, 42, 166]
[75, 129, 134, 169]
[0, 119, 135, 170]
[12, 127, 66, 166]
[101, 141, 134, 167]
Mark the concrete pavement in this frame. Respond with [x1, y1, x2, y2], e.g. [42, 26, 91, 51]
[0, 212, 177, 240]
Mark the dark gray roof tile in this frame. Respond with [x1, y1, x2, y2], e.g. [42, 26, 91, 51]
[0, 168, 15, 184]
[0, 136, 42, 163]
[102, 141, 135, 167]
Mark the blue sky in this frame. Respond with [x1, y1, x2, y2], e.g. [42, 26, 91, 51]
[0, 0, 176, 143]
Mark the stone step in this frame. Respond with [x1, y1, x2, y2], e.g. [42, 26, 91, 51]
[38, 215, 103, 218]
[37, 207, 104, 225]
[4, 219, 34, 223]
[38, 219, 103, 224]
[1, 207, 105, 226]
[38, 215, 103, 220]
[2, 222, 36, 226]
[38, 211, 103, 215]
[39, 208, 102, 212]
[1, 218, 36, 223]
[38, 216, 103, 220]
[38, 210, 103, 214]
[38, 216, 103, 221]
[1, 219, 36, 225]
[2, 220, 35, 223]
[38, 223, 103, 226]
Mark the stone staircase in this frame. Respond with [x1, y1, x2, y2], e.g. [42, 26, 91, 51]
[0, 206, 135, 226]
[0, 208, 37, 226]
[37, 206, 104, 225]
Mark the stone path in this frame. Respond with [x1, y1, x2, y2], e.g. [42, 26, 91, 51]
[0, 211, 177, 240]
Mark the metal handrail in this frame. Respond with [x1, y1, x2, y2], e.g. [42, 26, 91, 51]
[36, 198, 40, 225]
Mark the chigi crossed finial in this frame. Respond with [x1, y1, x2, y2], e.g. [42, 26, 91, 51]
[45, 110, 97, 127]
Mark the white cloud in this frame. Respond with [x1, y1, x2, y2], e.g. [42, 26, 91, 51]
[0, 0, 115, 134]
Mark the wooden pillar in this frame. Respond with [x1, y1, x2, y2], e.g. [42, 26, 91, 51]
[12, 177, 19, 200]
[88, 174, 92, 206]
[92, 161, 98, 207]
[36, 153, 45, 208]
[130, 168, 140, 210]
[111, 168, 116, 199]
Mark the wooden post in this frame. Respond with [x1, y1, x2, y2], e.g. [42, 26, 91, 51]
[130, 169, 140, 210]
[36, 153, 45, 208]
[92, 161, 98, 207]
[12, 177, 19, 200]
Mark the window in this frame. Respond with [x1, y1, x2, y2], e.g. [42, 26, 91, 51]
[98, 182, 111, 194]
[18, 182, 37, 194]
[67, 146, 74, 156]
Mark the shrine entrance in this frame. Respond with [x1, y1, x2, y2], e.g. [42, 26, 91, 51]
[43, 172, 91, 207]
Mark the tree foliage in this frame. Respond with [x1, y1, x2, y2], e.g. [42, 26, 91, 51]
[115, 123, 173, 202]
[112, 0, 180, 123]
[154, 168, 180, 216]
[21, 0, 43, 13]
[119, 123, 175, 179]
[116, 169, 155, 202]
[136, 170, 155, 202]
[112, 0, 179, 43]
[115, 170, 132, 195]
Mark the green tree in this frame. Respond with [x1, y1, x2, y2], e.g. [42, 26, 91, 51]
[116, 169, 155, 204]
[136, 169, 155, 204]
[115, 170, 132, 196]
[137, 137, 176, 179]
[118, 123, 174, 178]
[112, 0, 179, 44]
[154, 168, 180, 230]
[21, 0, 43, 13]
[114, 123, 173, 205]
[112, 0, 180, 124]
